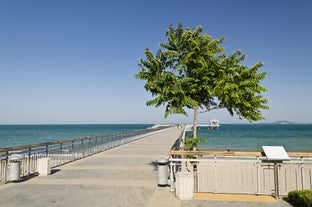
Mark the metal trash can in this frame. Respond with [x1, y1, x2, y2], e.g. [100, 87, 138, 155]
[156, 156, 169, 186]
[8, 154, 22, 181]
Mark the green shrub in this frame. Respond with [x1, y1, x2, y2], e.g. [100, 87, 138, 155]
[287, 190, 312, 207]
[183, 136, 206, 151]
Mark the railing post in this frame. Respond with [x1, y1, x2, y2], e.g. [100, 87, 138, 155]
[88, 138, 91, 155]
[4, 151, 9, 183]
[256, 156, 261, 195]
[45, 145, 49, 157]
[60, 142, 63, 165]
[81, 139, 84, 157]
[100, 136, 104, 151]
[273, 162, 280, 199]
[169, 158, 174, 192]
[214, 155, 218, 193]
[110, 135, 113, 148]
[301, 157, 305, 189]
[95, 137, 98, 153]
[71, 140, 75, 160]
[27, 147, 31, 177]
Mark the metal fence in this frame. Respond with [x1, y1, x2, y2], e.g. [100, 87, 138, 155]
[0, 126, 170, 183]
[169, 156, 312, 197]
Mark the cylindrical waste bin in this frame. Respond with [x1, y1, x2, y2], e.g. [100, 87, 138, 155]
[8, 154, 22, 181]
[156, 156, 169, 186]
[175, 171, 194, 200]
[37, 157, 51, 176]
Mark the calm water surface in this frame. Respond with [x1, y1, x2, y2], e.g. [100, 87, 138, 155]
[1, 124, 311, 152]
[0, 124, 152, 148]
[189, 124, 312, 152]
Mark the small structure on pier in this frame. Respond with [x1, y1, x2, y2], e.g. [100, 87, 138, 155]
[207, 119, 220, 130]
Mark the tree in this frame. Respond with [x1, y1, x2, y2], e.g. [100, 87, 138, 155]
[135, 24, 268, 147]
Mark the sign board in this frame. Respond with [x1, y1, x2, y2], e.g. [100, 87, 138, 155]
[262, 146, 290, 161]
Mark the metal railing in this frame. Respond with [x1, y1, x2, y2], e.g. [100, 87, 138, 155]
[0, 126, 170, 183]
[170, 125, 184, 151]
[169, 156, 312, 197]
[169, 124, 312, 198]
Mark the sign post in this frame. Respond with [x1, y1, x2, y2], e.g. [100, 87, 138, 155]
[262, 146, 290, 199]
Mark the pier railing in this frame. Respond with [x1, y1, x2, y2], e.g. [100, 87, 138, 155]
[170, 125, 184, 151]
[169, 152, 312, 198]
[169, 125, 312, 198]
[0, 126, 170, 183]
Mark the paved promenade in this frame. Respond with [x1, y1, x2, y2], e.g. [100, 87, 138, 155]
[0, 127, 293, 207]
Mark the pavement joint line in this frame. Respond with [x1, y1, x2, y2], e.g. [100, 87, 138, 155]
[93, 154, 156, 158]
[112, 148, 166, 151]
[57, 166, 153, 171]
[25, 178, 156, 188]
[123, 148, 165, 151]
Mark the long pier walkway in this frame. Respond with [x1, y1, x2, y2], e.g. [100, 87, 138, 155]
[0, 127, 293, 207]
[0, 127, 182, 207]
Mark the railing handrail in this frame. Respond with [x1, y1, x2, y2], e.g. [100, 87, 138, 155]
[0, 127, 167, 153]
[169, 150, 312, 157]
[169, 156, 312, 163]
[170, 125, 185, 151]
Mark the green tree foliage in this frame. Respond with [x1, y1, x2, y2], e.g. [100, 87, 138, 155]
[135, 23, 268, 142]
[183, 136, 206, 151]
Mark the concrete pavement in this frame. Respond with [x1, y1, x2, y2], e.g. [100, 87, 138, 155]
[0, 127, 294, 207]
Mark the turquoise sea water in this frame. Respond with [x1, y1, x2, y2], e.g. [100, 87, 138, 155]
[1, 124, 311, 152]
[0, 124, 152, 148]
[192, 124, 312, 152]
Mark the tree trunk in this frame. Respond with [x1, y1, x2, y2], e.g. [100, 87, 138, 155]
[193, 104, 198, 139]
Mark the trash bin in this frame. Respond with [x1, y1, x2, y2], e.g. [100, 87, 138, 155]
[37, 157, 51, 176]
[156, 156, 169, 186]
[8, 154, 22, 181]
[175, 171, 194, 200]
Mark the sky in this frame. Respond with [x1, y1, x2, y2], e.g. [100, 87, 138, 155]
[0, 0, 311, 124]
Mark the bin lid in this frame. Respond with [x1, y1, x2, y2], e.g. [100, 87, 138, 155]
[157, 156, 168, 164]
[9, 153, 22, 161]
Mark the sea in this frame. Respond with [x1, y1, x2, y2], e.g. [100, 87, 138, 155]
[0, 124, 311, 152]
[0, 124, 152, 148]
[193, 124, 312, 152]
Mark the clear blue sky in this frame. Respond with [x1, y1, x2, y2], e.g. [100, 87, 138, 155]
[0, 0, 311, 124]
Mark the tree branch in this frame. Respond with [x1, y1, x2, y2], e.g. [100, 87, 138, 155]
[198, 105, 224, 114]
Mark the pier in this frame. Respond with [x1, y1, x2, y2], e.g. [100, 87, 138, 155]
[0, 127, 182, 207]
[0, 127, 295, 207]
[185, 123, 220, 131]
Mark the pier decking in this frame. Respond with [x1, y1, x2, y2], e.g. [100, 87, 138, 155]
[0, 127, 293, 207]
[0, 127, 182, 207]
